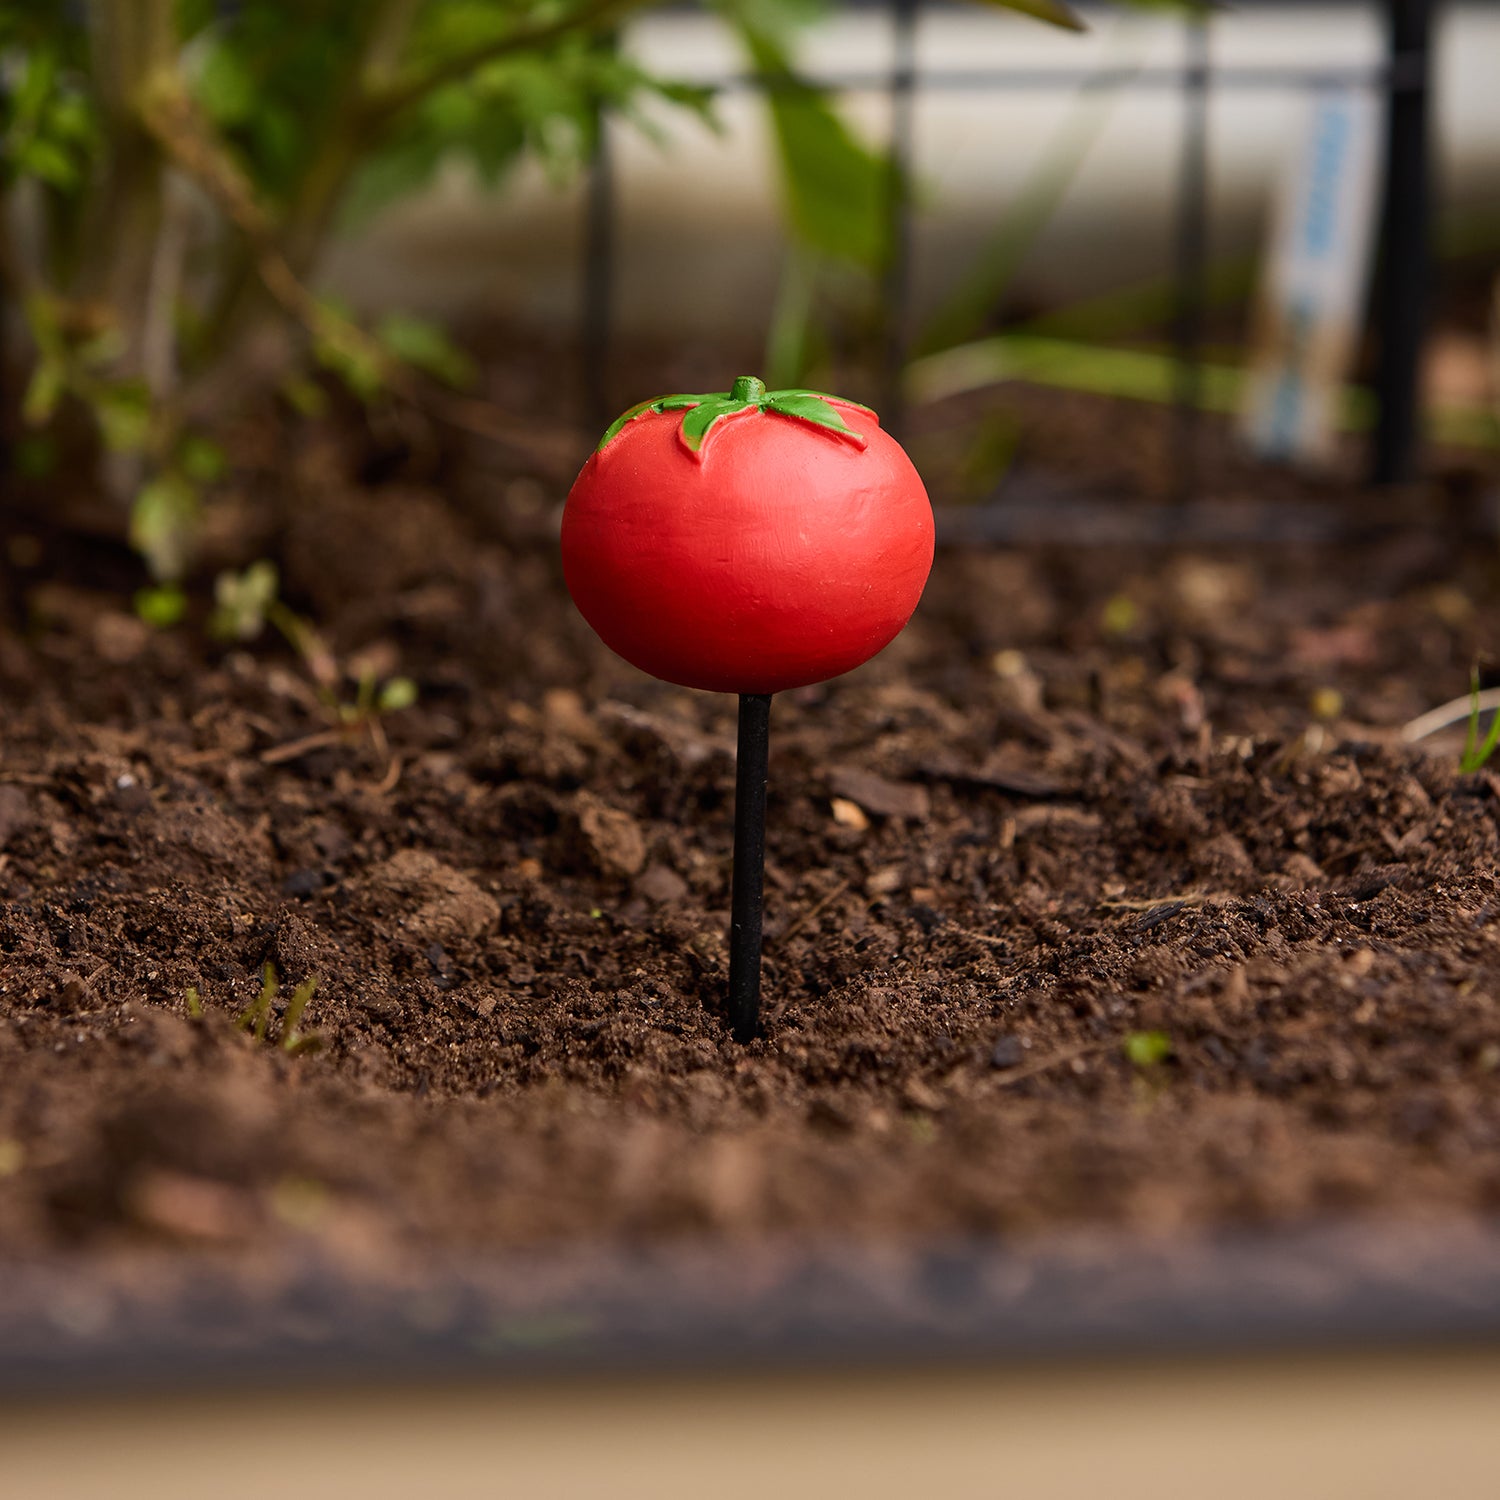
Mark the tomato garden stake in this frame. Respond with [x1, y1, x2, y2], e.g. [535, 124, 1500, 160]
[562, 376, 934, 1041]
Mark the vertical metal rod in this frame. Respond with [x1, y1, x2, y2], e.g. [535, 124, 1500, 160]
[1171, 12, 1210, 506]
[881, 0, 919, 435]
[727, 693, 772, 1044]
[1371, 0, 1433, 485]
[581, 89, 616, 435]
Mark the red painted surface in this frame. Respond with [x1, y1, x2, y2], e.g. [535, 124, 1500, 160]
[562, 394, 934, 694]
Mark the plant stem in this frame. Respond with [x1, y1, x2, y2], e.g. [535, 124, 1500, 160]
[140, 170, 191, 403]
[80, 0, 176, 372]
[728, 693, 772, 1043]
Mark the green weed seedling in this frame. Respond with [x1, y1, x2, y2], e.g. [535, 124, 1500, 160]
[1124, 1030, 1173, 1069]
[236, 962, 323, 1055]
[208, 562, 416, 776]
[1460, 670, 1500, 773]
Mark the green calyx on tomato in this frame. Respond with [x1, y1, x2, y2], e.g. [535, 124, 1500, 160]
[596, 375, 875, 460]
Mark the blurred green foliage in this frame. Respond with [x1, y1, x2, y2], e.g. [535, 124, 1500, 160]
[0, 0, 1098, 598]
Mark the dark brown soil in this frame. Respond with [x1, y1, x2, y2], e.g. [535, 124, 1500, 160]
[3, 374, 1500, 1282]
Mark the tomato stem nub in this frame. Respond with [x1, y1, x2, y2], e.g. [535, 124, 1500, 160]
[730, 375, 767, 404]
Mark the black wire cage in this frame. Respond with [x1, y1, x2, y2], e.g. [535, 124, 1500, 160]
[579, 0, 1440, 500]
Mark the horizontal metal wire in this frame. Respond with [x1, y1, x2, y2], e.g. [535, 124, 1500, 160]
[692, 57, 1427, 95]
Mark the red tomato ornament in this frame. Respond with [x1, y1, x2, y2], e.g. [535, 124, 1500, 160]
[562, 376, 934, 694]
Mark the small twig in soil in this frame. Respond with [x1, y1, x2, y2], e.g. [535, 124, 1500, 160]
[949, 925, 1011, 949]
[1322, 840, 1386, 871]
[775, 878, 851, 946]
[366, 714, 390, 768]
[372, 754, 403, 795]
[1402, 687, 1500, 745]
[1097, 891, 1207, 911]
[991, 1039, 1115, 1090]
[170, 747, 230, 769]
[260, 728, 349, 765]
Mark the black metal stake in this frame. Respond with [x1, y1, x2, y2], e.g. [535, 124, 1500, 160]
[1171, 12, 1210, 508]
[727, 692, 772, 1043]
[881, 0, 919, 436]
[1371, 0, 1433, 486]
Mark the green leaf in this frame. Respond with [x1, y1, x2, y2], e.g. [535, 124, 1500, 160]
[376, 312, 476, 389]
[134, 584, 188, 630]
[313, 311, 386, 404]
[773, 387, 875, 417]
[679, 398, 750, 453]
[377, 677, 419, 713]
[765, 392, 866, 445]
[21, 359, 65, 426]
[1124, 1030, 1173, 1068]
[281, 977, 318, 1051]
[130, 475, 200, 583]
[195, 39, 257, 127]
[597, 394, 715, 452]
[179, 434, 227, 483]
[736, 24, 889, 272]
[280, 373, 328, 419]
[597, 398, 660, 451]
[969, 0, 1087, 29]
[16, 137, 77, 188]
[1459, 669, 1500, 773]
[14, 49, 56, 123]
[93, 383, 152, 453]
[46, 92, 93, 145]
[209, 560, 279, 642]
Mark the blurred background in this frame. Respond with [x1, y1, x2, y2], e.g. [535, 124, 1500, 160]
[3, 0, 1497, 593]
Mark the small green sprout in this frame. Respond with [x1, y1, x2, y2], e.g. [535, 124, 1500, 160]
[208, 565, 415, 775]
[236, 962, 323, 1054]
[1459, 669, 1500, 773]
[1101, 593, 1140, 637]
[1124, 1030, 1173, 1068]
[184, 985, 203, 1019]
[134, 584, 188, 630]
[236, 962, 277, 1041]
[281, 975, 320, 1055]
[209, 560, 280, 642]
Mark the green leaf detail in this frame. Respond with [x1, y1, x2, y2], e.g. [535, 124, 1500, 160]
[679, 399, 750, 453]
[765, 393, 867, 447]
[969, 0, 1087, 31]
[595, 382, 875, 459]
[597, 398, 662, 451]
[596, 393, 713, 451]
[772, 388, 877, 418]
